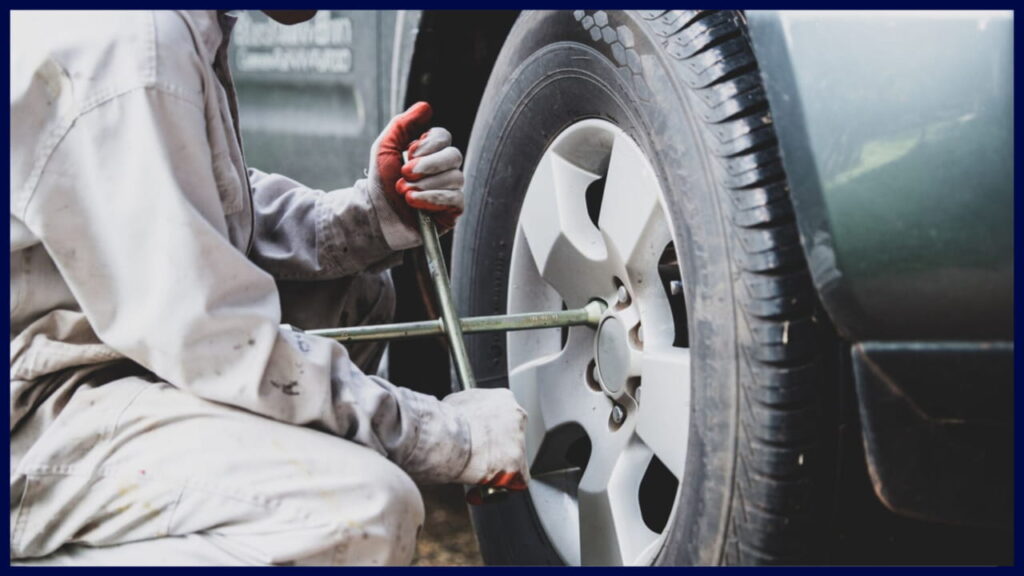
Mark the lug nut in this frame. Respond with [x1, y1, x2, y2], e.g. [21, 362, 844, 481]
[617, 284, 629, 305]
[611, 404, 626, 425]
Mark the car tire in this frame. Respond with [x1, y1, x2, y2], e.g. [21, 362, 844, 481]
[451, 10, 837, 565]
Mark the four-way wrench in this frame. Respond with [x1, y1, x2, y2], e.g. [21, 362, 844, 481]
[304, 212, 605, 504]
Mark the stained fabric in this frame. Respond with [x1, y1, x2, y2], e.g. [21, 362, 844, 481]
[9, 10, 473, 564]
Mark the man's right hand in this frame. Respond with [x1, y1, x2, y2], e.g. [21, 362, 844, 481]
[443, 388, 530, 491]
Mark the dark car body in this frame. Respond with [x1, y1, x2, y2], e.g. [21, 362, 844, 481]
[746, 10, 1013, 527]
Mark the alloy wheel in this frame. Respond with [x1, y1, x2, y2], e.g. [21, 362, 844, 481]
[506, 119, 692, 566]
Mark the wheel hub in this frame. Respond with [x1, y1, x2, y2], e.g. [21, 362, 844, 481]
[595, 315, 629, 396]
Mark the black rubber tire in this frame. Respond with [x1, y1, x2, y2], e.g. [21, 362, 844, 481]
[451, 10, 837, 565]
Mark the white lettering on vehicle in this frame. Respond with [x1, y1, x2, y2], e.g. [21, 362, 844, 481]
[234, 12, 354, 74]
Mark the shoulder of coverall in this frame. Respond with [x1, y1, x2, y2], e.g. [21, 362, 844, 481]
[10, 10, 219, 218]
[12, 11, 217, 115]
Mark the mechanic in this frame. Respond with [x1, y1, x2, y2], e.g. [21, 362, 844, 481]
[10, 10, 528, 565]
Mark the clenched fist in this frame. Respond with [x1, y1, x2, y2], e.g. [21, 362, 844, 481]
[367, 101, 464, 232]
[443, 388, 530, 491]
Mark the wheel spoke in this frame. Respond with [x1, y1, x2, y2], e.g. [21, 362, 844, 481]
[578, 437, 660, 565]
[528, 469, 584, 566]
[509, 332, 607, 472]
[506, 227, 566, 370]
[636, 346, 691, 478]
[598, 132, 671, 277]
[520, 153, 615, 305]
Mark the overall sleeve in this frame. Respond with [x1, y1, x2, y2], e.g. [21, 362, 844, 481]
[20, 86, 470, 483]
[247, 168, 421, 280]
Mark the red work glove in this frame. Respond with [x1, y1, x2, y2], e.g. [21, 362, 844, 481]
[368, 102, 465, 233]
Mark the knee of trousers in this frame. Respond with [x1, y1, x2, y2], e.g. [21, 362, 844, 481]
[370, 461, 425, 564]
[313, 456, 425, 566]
[341, 271, 396, 376]
[358, 270, 396, 327]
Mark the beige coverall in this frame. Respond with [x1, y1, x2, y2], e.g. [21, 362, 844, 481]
[10, 10, 473, 565]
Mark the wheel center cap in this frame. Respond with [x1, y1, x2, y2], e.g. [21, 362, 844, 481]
[595, 316, 629, 395]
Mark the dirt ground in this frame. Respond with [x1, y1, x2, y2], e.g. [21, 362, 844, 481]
[412, 484, 483, 566]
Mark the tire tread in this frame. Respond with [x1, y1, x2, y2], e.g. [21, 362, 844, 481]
[636, 9, 830, 565]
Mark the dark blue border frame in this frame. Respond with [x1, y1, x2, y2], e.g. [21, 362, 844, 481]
[3, 7, 1018, 570]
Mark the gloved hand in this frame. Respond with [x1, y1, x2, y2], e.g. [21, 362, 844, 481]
[443, 388, 530, 491]
[367, 101, 465, 233]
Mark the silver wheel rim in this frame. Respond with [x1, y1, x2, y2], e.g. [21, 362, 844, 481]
[507, 119, 691, 566]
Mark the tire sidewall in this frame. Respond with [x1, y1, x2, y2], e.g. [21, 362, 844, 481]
[452, 10, 740, 565]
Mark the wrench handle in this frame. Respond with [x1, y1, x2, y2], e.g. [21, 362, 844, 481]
[416, 211, 511, 504]
[415, 210, 476, 390]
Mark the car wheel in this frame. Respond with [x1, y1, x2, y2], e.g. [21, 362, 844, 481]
[451, 10, 837, 565]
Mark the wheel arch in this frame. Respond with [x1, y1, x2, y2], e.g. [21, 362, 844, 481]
[745, 10, 1014, 342]
[396, 10, 521, 154]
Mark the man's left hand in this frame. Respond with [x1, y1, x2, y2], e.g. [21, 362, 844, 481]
[367, 102, 465, 233]
[398, 127, 464, 231]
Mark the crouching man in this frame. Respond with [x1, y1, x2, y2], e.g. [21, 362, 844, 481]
[10, 10, 527, 565]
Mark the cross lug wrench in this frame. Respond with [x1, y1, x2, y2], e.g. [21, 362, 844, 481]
[297, 162, 607, 503]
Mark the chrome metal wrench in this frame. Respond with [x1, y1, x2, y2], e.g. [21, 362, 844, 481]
[415, 210, 477, 390]
[415, 210, 513, 504]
